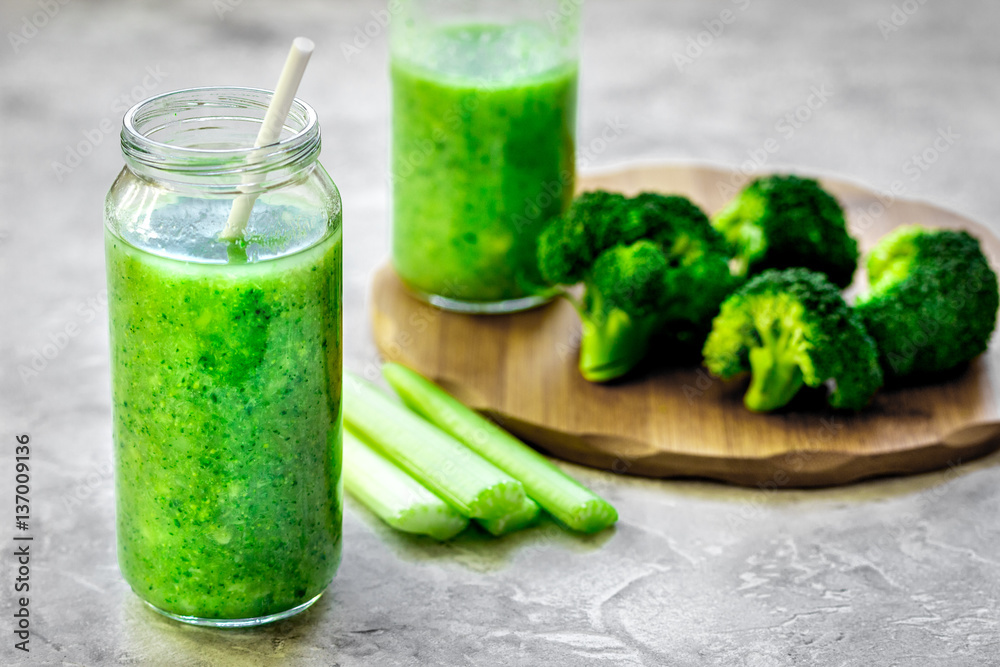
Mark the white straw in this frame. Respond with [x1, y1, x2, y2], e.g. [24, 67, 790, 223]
[220, 37, 315, 242]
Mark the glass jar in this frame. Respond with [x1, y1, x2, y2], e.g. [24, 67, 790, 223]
[390, 0, 581, 313]
[105, 87, 343, 627]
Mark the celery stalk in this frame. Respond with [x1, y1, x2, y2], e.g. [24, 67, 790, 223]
[477, 496, 541, 537]
[382, 363, 619, 534]
[344, 429, 468, 540]
[344, 371, 526, 520]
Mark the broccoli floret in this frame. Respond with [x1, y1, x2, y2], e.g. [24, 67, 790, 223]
[537, 191, 630, 285]
[855, 225, 999, 377]
[703, 268, 883, 411]
[626, 193, 721, 247]
[712, 175, 859, 288]
[538, 191, 739, 381]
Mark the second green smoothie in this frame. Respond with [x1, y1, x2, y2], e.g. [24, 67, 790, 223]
[391, 22, 578, 310]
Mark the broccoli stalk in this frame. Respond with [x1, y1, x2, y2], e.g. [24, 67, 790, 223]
[703, 268, 883, 412]
[578, 310, 661, 382]
[538, 191, 739, 382]
[577, 290, 663, 383]
[575, 241, 669, 382]
[745, 347, 805, 412]
[743, 307, 809, 412]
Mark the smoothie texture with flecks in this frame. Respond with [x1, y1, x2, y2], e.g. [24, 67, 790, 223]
[391, 22, 577, 304]
[107, 202, 342, 620]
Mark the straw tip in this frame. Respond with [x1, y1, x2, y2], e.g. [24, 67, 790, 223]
[293, 36, 315, 54]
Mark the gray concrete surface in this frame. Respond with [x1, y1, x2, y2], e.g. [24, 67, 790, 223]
[1, 0, 999, 665]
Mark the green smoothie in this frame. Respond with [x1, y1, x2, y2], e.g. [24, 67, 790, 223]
[106, 201, 342, 621]
[391, 22, 577, 307]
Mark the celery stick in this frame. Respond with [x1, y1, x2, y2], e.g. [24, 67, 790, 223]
[477, 496, 541, 537]
[382, 363, 619, 534]
[344, 429, 468, 540]
[344, 371, 526, 520]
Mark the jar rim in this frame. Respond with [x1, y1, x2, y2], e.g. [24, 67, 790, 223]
[123, 86, 318, 156]
[120, 86, 321, 191]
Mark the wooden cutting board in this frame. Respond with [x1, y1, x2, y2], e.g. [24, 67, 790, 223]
[369, 163, 1000, 487]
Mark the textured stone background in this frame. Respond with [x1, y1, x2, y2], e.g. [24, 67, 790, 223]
[1, 0, 999, 665]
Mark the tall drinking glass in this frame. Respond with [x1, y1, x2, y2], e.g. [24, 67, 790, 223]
[391, 0, 581, 313]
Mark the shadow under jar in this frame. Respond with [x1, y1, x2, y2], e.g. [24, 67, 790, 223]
[105, 87, 343, 627]
[390, 0, 580, 313]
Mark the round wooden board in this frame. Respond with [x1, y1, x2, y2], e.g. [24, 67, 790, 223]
[370, 163, 1000, 487]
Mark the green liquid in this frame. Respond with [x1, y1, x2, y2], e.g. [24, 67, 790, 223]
[106, 219, 342, 621]
[391, 23, 578, 304]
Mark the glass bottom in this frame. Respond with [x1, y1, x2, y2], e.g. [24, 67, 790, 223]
[405, 285, 554, 314]
[145, 593, 323, 628]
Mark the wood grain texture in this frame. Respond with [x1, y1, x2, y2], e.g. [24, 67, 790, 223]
[370, 163, 1000, 487]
